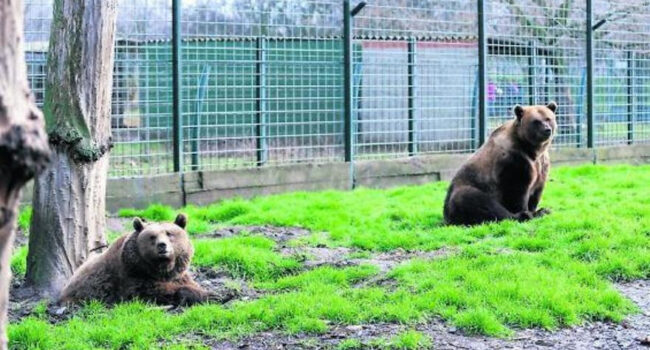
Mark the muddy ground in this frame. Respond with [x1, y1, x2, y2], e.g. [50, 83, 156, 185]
[9, 222, 650, 349]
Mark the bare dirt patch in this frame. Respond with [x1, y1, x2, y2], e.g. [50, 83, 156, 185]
[193, 267, 260, 304]
[355, 247, 453, 273]
[281, 246, 356, 269]
[198, 225, 311, 243]
[281, 246, 454, 272]
[8, 277, 82, 324]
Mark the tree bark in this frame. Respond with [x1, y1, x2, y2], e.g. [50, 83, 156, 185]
[0, 1, 51, 347]
[26, 0, 118, 296]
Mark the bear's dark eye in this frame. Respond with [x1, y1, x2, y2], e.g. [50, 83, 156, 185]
[149, 236, 156, 241]
[534, 120, 543, 125]
[166, 231, 174, 238]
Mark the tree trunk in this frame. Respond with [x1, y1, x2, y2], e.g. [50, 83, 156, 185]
[26, 0, 118, 296]
[0, 0, 51, 347]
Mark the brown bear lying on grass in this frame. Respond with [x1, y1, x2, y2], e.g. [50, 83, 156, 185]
[443, 102, 557, 226]
[59, 214, 211, 306]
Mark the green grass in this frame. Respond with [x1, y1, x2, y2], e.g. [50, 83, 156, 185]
[337, 338, 364, 350]
[18, 206, 32, 232]
[9, 206, 32, 278]
[10, 206, 31, 277]
[119, 204, 175, 222]
[193, 235, 301, 281]
[11, 246, 28, 277]
[119, 204, 217, 235]
[388, 330, 432, 349]
[8, 206, 32, 278]
[10, 164, 650, 349]
[336, 330, 432, 350]
[256, 265, 379, 291]
[389, 251, 633, 336]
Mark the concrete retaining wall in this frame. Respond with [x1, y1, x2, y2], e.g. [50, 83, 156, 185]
[19, 144, 650, 212]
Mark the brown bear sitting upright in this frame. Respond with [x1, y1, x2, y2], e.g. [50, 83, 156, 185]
[443, 102, 557, 226]
[59, 214, 210, 306]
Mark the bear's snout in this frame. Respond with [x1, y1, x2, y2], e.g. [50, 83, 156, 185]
[157, 242, 168, 254]
[154, 236, 173, 258]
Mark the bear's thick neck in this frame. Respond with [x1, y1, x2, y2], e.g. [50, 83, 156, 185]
[511, 126, 549, 160]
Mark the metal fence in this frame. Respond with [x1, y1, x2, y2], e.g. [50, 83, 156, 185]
[22, 0, 650, 179]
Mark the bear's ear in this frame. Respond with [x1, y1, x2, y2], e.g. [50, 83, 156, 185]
[546, 101, 558, 113]
[174, 213, 187, 229]
[513, 105, 525, 122]
[133, 217, 145, 232]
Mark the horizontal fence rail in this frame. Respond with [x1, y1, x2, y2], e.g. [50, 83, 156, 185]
[22, 0, 650, 181]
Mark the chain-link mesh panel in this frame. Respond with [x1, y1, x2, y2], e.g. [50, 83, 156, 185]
[23, 0, 52, 109]
[180, 0, 344, 172]
[594, 1, 650, 146]
[22, 0, 650, 181]
[487, 1, 587, 148]
[352, 1, 478, 159]
[110, 0, 174, 177]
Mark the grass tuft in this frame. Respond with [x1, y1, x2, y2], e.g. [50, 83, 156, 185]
[388, 330, 432, 349]
[337, 338, 363, 350]
[11, 246, 28, 277]
[119, 204, 175, 222]
[18, 206, 32, 232]
[257, 265, 379, 291]
[193, 235, 301, 281]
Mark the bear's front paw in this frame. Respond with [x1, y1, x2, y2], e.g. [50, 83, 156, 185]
[174, 287, 207, 306]
[533, 208, 551, 218]
[515, 211, 533, 222]
[206, 289, 239, 304]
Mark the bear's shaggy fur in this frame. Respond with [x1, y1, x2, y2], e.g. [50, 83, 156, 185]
[443, 102, 558, 226]
[59, 214, 210, 306]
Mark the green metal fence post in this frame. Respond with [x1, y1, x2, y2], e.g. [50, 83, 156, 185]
[172, 0, 183, 172]
[528, 41, 536, 106]
[256, 37, 268, 166]
[407, 36, 417, 156]
[343, 0, 353, 164]
[477, 0, 487, 147]
[586, 0, 594, 148]
[545, 66, 551, 101]
[344, 1, 366, 189]
[627, 50, 635, 145]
